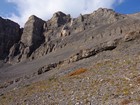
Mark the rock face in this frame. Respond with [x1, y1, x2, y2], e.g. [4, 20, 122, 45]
[21, 15, 45, 50]
[1, 8, 140, 65]
[7, 15, 45, 63]
[0, 17, 21, 59]
[1, 8, 140, 105]
[50, 11, 71, 27]
[20, 15, 45, 57]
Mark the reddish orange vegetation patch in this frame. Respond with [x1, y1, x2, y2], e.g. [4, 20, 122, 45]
[136, 77, 140, 84]
[68, 68, 87, 76]
[121, 99, 131, 105]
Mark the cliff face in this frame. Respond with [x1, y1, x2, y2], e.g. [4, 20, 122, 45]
[0, 8, 140, 81]
[0, 17, 21, 60]
[1, 8, 140, 105]
[1, 8, 138, 64]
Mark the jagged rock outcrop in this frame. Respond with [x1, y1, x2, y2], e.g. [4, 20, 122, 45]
[50, 11, 71, 27]
[8, 15, 45, 63]
[0, 17, 21, 59]
[21, 15, 45, 49]
[27, 12, 72, 61]
[2, 8, 140, 64]
[27, 9, 126, 61]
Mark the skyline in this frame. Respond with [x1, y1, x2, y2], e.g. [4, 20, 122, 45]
[0, 0, 140, 26]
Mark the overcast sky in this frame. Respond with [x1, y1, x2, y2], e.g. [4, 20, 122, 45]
[0, 0, 140, 27]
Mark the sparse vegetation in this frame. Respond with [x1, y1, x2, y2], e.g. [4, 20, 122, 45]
[1, 56, 140, 104]
[121, 99, 131, 105]
[68, 68, 87, 76]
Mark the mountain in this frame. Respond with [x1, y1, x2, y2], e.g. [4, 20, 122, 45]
[0, 8, 140, 104]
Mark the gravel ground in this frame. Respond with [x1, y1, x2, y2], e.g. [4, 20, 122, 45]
[1, 55, 140, 105]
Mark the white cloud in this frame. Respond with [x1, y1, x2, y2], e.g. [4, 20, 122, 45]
[6, 0, 124, 27]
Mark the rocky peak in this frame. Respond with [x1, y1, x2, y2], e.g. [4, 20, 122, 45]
[52, 11, 67, 18]
[28, 15, 39, 20]
[7, 15, 46, 61]
[92, 8, 118, 16]
[50, 11, 71, 27]
[91, 8, 125, 21]
[75, 8, 124, 27]
[1, 8, 140, 65]
[94, 8, 115, 13]
[21, 15, 45, 49]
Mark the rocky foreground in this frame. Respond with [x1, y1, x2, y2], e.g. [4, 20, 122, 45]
[1, 55, 140, 105]
[0, 8, 140, 105]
